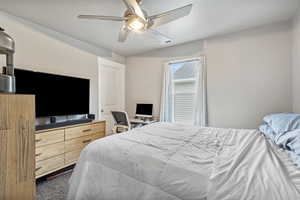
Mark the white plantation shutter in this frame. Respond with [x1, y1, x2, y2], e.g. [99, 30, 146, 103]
[174, 93, 195, 123]
[173, 78, 196, 124]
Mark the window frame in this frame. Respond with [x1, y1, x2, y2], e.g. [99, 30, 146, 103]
[167, 57, 202, 125]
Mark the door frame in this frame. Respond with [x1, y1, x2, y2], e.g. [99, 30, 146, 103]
[97, 57, 126, 130]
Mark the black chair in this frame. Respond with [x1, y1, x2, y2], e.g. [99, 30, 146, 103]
[111, 111, 131, 133]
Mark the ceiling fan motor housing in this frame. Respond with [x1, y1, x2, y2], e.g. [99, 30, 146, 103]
[124, 8, 150, 31]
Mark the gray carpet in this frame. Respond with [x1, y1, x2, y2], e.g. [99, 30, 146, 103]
[36, 170, 72, 200]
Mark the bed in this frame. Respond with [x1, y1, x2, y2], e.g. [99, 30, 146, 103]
[67, 122, 300, 200]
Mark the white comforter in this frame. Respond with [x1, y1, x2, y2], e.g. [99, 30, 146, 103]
[207, 128, 300, 200]
[67, 123, 300, 200]
[67, 123, 229, 200]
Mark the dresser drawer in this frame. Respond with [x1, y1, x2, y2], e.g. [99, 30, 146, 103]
[65, 125, 93, 140]
[92, 122, 105, 133]
[65, 149, 82, 165]
[65, 135, 93, 153]
[36, 142, 64, 162]
[35, 129, 65, 147]
[36, 155, 64, 177]
[92, 132, 105, 140]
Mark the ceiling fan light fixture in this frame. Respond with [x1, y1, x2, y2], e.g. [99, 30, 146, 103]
[77, 0, 193, 43]
[127, 16, 145, 31]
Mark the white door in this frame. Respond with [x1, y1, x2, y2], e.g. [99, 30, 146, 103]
[98, 58, 125, 136]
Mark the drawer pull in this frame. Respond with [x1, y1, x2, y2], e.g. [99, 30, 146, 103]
[82, 139, 92, 144]
[82, 129, 92, 133]
[35, 139, 42, 143]
[35, 153, 42, 157]
[35, 167, 42, 171]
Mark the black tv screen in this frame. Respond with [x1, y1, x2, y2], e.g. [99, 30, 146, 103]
[14, 69, 90, 117]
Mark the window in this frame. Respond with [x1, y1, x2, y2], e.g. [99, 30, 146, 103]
[160, 57, 206, 126]
[170, 59, 201, 124]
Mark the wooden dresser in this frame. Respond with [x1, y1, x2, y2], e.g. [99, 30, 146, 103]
[35, 120, 105, 178]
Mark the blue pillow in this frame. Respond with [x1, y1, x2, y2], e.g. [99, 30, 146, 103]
[263, 113, 300, 135]
[259, 123, 276, 140]
[275, 129, 300, 151]
[261, 113, 300, 168]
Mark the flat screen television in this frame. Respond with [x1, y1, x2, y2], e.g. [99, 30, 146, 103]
[14, 68, 90, 118]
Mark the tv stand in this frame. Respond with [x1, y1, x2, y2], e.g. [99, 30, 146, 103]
[35, 120, 106, 178]
[36, 118, 93, 131]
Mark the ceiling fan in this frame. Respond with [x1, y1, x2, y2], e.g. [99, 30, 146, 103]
[78, 0, 193, 43]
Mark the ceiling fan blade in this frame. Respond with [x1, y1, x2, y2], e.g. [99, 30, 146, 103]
[119, 25, 131, 42]
[149, 4, 192, 28]
[122, 0, 146, 21]
[78, 15, 125, 21]
[146, 29, 172, 44]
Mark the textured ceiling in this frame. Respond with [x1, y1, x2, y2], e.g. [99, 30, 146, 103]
[1, 0, 299, 56]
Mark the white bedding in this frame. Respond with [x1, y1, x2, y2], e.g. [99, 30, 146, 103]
[67, 123, 231, 200]
[207, 128, 300, 200]
[67, 123, 300, 200]
[267, 141, 300, 194]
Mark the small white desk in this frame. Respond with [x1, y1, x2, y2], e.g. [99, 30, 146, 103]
[130, 119, 157, 127]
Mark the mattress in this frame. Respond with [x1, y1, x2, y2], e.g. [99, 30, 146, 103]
[67, 123, 300, 200]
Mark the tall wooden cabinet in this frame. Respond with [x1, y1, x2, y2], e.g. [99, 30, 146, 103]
[0, 94, 36, 200]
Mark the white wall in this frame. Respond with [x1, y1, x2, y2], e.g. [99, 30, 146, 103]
[126, 22, 293, 129]
[292, 10, 300, 113]
[205, 23, 292, 128]
[0, 12, 100, 118]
